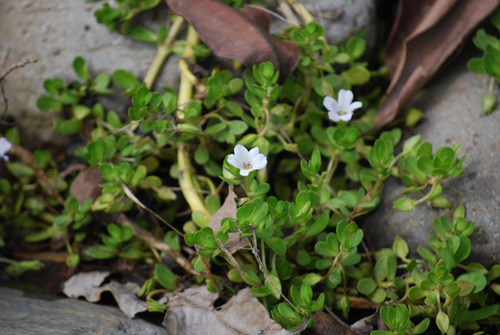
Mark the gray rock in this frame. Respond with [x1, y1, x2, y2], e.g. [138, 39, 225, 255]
[0, 287, 167, 335]
[0, 0, 179, 146]
[363, 50, 500, 267]
[272, 0, 378, 53]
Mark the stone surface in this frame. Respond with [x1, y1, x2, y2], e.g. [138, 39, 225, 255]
[0, 0, 179, 146]
[363, 50, 500, 266]
[0, 0, 377, 147]
[272, 0, 378, 53]
[0, 287, 167, 335]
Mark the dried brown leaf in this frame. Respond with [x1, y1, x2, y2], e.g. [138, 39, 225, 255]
[63, 271, 147, 318]
[163, 286, 292, 335]
[165, 0, 300, 78]
[312, 311, 360, 335]
[376, 0, 498, 127]
[69, 166, 104, 204]
[207, 187, 249, 254]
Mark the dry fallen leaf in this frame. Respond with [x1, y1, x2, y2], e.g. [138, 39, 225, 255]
[69, 166, 104, 204]
[207, 187, 249, 254]
[163, 286, 293, 335]
[376, 0, 498, 127]
[312, 311, 360, 335]
[63, 271, 148, 318]
[165, 0, 301, 78]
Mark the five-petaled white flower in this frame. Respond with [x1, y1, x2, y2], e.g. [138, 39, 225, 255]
[323, 89, 362, 122]
[0, 137, 12, 161]
[227, 144, 267, 176]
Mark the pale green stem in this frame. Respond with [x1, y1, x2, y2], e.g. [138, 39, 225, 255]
[176, 26, 209, 217]
[144, 16, 185, 90]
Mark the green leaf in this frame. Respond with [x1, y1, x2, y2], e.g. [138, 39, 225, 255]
[56, 119, 82, 134]
[482, 94, 497, 114]
[228, 120, 248, 135]
[37, 95, 62, 112]
[408, 286, 427, 301]
[413, 318, 430, 334]
[154, 264, 178, 291]
[265, 272, 282, 300]
[72, 105, 91, 120]
[112, 69, 141, 91]
[346, 36, 366, 60]
[314, 233, 339, 258]
[436, 311, 449, 334]
[393, 197, 416, 211]
[302, 273, 322, 286]
[125, 25, 158, 42]
[83, 245, 117, 259]
[457, 305, 499, 324]
[392, 235, 409, 260]
[484, 50, 500, 76]
[357, 277, 377, 295]
[73, 56, 90, 81]
[6, 162, 34, 179]
[457, 272, 487, 293]
[265, 236, 286, 256]
[130, 165, 147, 187]
[340, 66, 370, 85]
[306, 211, 328, 238]
[467, 57, 486, 74]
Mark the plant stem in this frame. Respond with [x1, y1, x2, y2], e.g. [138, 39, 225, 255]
[144, 16, 184, 90]
[176, 26, 210, 218]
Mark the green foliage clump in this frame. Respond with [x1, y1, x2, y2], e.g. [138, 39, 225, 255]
[1, 2, 499, 334]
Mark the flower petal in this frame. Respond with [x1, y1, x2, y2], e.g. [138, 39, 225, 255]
[251, 154, 267, 170]
[0, 137, 12, 155]
[338, 89, 353, 109]
[323, 96, 338, 112]
[248, 147, 260, 159]
[233, 144, 248, 158]
[339, 112, 353, 122]
[348, 101, 362, 113]
[227, 154, 241, 169]
[328, 111, 341, 122]
[239, 168, 251, 176]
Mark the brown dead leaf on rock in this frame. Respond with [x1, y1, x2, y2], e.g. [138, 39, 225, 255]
[376, 0, 498, 127]
[163, 286, 293, 335]
[63, 271, 148, 318]
[165, 0, 300, 78]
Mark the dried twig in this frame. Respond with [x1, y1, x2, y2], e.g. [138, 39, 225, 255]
[0, 58, 38, 119]
[121, 183, 184, 236]
[115, 213, 200, 276]
[216, 239, 251, 284]
[0, 58, 38, 82]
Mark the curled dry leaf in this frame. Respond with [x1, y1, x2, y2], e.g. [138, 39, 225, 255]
[165, 0, 300, 78]
[63, 271, 148, 318]
[163, 286, 293, 335]
[207, 187, 249, 254]
[376, 0, 498, 127]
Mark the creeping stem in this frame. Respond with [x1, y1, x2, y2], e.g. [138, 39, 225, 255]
[176, 26, 210, 217]
[144, 16, 185, 90]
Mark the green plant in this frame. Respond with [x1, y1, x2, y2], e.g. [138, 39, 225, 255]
[468, 7, 500, 114]
[1, 1, 498, 334]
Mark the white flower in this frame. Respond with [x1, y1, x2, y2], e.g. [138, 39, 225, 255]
[0, 137, 12, 161]
[323, 89, 362, 122]
[227, 144, 267, 176]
